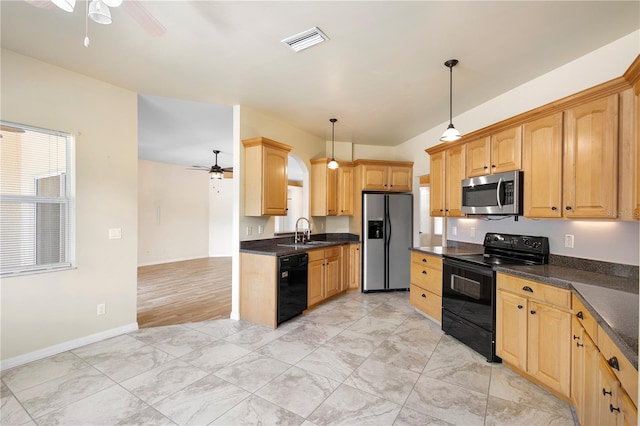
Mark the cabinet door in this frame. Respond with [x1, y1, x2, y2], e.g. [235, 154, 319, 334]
[430, 151, 446, 217]
[564, 94, 618, 218]
[446, 145, 466, 217]
[361, 164, 388, 191]
[495, 290, 528, 370]
[528, 301, 571, 397]
[262, 146, 289, 215]
[572, 318, 600, 426]
[337, 166, 353, 216]
[308, 258, 325, 306]
[388, 166, 412, 192]
[491, 125, 522, 174]
[617, 88, 637, 221]
[348, 243, 361, 290]
[326, 168, 338, 216]
[597, 356, 621, 426]
[617, 388, 638, 426]
[466, 137, 491, 177]
[324, 255, 341, 298]
[523, 113, 563, 218]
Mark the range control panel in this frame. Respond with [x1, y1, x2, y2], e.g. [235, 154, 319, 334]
[483, 232, 549, 255]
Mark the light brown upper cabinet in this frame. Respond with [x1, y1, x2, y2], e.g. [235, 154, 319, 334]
[310, 159, 354, 216]
[524, 94, 620, 219]
[563, 94, 618, 219]
[429, 145, 465, 217]
[618, 88, 639, 221]
[355, 160, 413, 192]
[242, 137, 292, 216]
[466, 125, 522, 178]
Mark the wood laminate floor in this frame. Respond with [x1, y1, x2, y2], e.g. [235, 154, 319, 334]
[137, 257, 232, 328]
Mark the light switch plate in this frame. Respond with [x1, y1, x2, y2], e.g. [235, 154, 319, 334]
[108, 228, 122, 239]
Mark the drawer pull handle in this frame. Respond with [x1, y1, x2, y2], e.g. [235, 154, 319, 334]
[603, 388, 612, 396]
[422, 270, 427, 275]
[608, 356, 620, 371]
[551, 206, 558, 211]
[576, 311, 584, 320]
[421, 293, 426, 298]
[517, 305, 523, 309]
[610, 405, 620, 413]
[522, 286, 533, 293]
[576, 342, 584, 348]
[530, 310, 536, 315]
[573, 335, 580, 340]
[421, 258, 427, 263]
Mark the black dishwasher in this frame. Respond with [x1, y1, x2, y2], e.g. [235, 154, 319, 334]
[278, 253, 309, 325]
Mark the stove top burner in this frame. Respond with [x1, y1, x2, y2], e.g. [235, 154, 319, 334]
[444, 233, 550, 268]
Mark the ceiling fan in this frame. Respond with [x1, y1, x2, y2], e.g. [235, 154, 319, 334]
[190, 150, 233, 180]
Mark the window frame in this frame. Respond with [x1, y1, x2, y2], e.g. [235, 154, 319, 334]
[0, 121, 76, 277]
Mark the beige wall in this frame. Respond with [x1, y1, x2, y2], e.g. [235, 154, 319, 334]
[209, 177, 233, 257]
[1, 50, 138, 362]
[138, 160, 210, 265]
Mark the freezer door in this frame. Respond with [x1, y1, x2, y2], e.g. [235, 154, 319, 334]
[362, 194, 385, 291]
[387, 193, 412, 290]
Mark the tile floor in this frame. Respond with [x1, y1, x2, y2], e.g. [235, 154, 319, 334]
[1, 292, 576, 425]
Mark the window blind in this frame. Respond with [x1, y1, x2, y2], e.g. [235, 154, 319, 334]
[1, 122, 73, 276]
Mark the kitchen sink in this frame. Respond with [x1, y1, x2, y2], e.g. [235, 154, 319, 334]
[277, 241, 334, 248]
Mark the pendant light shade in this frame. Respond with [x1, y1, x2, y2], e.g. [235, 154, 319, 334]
[88, 0, 112, 25]
[440, 59, 462, 142]
[52, 0, 76, 12]
[328, 118, 339, 169]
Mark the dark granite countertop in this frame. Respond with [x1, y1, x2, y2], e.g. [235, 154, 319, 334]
[496, 263, 639, 369]
[411, 246, 483, 256]
[240, 234, 358, 257]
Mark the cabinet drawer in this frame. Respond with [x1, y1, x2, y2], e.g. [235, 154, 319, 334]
[410, 252, 442, 271]
[307, 249, 325, 262]
[597, 325, 638, 407]
[572, 294, 598, 343]
[497, 273, 570, 309]
[410, 263, 442, 295]
[324, 246, 341, 258]
[410, 284, 442, 322]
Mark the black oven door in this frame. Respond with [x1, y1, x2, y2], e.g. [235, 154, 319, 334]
[442, 258, 494, 332]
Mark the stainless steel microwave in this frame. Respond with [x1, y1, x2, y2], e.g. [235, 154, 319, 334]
[461, 170, 523, 215]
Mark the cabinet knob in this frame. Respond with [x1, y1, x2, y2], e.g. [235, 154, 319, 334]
[565, 206, 573, 211]
[517, 305, 523, 309]
[530, 310, 536, 315]
[551, 206, 558, 211]
[608, 356, 620, 371]
[603, 388, 612, 396]
[422, 270, 427, 275]
[491, 165, 496, 169]
[573, 335, 580, 340]
[576, 342, 584, 348]
[522, 286, 533, 293]
[484, 166, 488, 170]
[421, 258, 427, 263]
[576, 311, 584, 319]
[610, 405, 620, 413]
[421, 293, 426, 298]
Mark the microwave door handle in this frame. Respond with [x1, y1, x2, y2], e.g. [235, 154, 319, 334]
[496, 177, 503, 209]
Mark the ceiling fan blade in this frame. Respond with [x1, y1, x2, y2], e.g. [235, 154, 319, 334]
[222, 167, 234, 172]
[122, 1, 166, 37]
[24, 0, 55, 9]
[187, 166, 210, 170]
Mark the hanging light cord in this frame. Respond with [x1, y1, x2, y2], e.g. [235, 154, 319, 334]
[331, 120, 335, 159]
[448, 63, 453, 125]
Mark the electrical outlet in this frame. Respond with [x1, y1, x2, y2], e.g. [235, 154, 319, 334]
[470, 227, 476, 237]
[258, 225, 264, 234]
[564, 234, 574, 248]
[97, 303, 106, 315]
[108, 228, 122, 239]
[246, 226, 252, 236]
[451, 226, 457, 236]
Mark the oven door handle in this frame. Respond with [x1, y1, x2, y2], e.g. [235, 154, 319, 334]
[443, 258, 494, 277]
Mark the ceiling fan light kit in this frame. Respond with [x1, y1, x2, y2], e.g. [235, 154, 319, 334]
[440, 58, 462, 142]
[52, 0, 76, 12]
[328, 118, 339, 170]
[88, 0, 112, 25]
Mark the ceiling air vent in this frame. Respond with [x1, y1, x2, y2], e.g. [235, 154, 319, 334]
[281, 27, 329, 52]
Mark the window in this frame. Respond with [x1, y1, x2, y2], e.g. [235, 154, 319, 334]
[1, 122, 74, 276]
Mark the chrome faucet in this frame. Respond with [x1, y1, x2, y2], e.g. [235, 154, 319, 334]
[295, 217, 311, 244]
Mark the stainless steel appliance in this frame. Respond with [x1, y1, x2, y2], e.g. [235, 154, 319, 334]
[442, 233, 549, 362]
[362, 192, 413, 292]
[277, 253, 308, 324]
[461, 170, 523, 215]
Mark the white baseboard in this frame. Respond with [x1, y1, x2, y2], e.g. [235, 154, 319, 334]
[138, 255, 230, 267]
[1, 322, 139, 371]
[229, 310, 240, 321]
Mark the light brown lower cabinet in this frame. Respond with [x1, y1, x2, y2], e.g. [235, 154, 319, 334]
[409, 251, 442, 322]
[308, 246, 342, 307]
[347, 243, 361, 291]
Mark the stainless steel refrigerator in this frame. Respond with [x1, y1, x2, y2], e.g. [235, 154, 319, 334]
[362, 192, 413, 292]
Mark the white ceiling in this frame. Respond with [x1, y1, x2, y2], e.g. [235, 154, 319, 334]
[2, 1, 639, 168]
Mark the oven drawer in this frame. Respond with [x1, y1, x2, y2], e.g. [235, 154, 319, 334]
[411, 252, 442, 271]
[410, 284, 441, 322]
[410, 263, 442, 295]
[496, 273, 570, 309]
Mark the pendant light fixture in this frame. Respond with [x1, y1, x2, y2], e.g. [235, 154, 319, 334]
[440, 59, 462, 142]
[327, 118, 339, 170]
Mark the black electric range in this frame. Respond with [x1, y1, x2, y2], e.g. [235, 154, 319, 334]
[441, 233, 549, 362]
